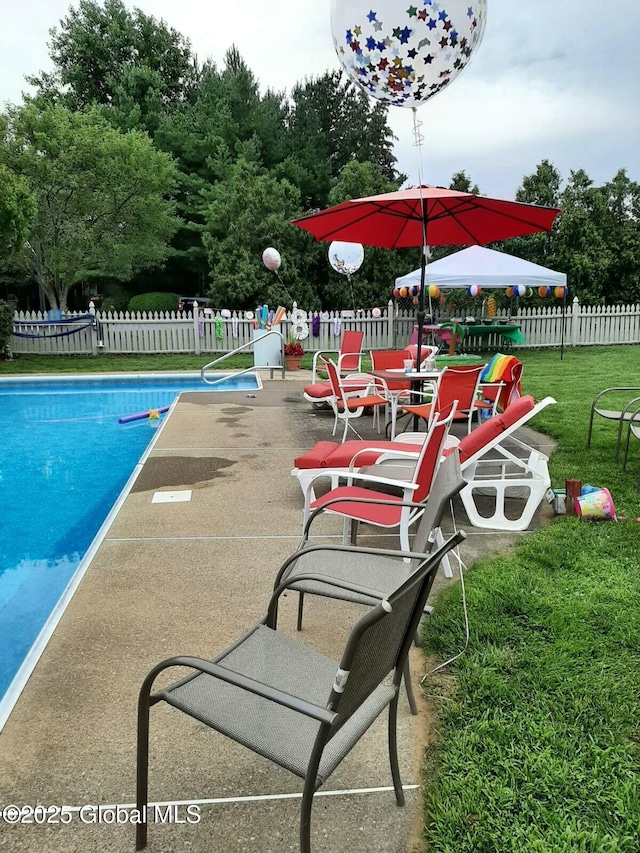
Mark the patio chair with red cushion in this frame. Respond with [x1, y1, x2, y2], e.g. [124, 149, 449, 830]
[401, 365, 484, 435]
[302, 401, 457, 553]
[310, 329, 364, 384]
[322, 357, 388, 442]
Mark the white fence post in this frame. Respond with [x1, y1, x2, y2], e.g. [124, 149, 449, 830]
[571, 296, 580, 346]
[387, 300, 394, 348]
[192, 302, 200, 356]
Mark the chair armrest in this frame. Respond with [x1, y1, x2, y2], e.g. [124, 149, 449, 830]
[303, 494, 427, 538]
[320, 468, 418, 491]
[592, 386, 640, 408]
[311, 350, 334, 383]
[151, 655, 338, 725]
[349, 447, 420, 470]
[621, 395, 640, 417]
[281, 542, 438, 587]
[337, 351, 363, 372]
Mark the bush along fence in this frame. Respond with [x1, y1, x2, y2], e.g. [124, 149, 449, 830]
[10, 298, 640, 357]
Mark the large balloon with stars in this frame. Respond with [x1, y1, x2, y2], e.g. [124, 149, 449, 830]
[331, 0, 487, 108]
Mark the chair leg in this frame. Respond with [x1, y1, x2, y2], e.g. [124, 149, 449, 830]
[403, 658, 418, 715]
[299, 774, 316, 853]
[297, 591, 305, 631]
[135, 684, 153, 850]
[349, 517, 359, 545]
[586, 409, 595, 448]
[388, 693, 405, 807]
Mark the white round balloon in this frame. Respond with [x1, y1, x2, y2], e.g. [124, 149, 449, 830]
[262, 247, 281, 271]
[331, 0, 487, 108]
[329, 242, 365, 277]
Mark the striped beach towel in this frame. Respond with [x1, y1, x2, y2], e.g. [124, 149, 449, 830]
[480, 353, 523, 411]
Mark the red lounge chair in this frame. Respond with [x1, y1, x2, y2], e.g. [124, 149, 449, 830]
[292, 395, 556, 532]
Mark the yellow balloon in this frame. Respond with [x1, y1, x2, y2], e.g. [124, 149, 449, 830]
[428, 285, 441, 298]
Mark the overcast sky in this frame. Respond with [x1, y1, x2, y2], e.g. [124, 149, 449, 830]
[1, 0, 639, 199]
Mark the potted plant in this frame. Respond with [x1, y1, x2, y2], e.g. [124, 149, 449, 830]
[284, 336, 305, 371]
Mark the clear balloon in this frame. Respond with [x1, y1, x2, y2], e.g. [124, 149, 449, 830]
[328, 241, 365, 276]
[331, 0, 487, 109]
[262, 247, 281, 271]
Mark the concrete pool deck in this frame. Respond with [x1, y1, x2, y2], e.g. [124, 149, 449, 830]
[0, 374, 556, 852]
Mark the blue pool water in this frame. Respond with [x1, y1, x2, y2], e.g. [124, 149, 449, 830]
[0, 373, 259, 704]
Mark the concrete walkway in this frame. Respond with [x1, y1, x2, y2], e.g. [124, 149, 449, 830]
[0, 374, 556, 852]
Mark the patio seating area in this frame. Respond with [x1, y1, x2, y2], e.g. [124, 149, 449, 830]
[0, 374, 556, 853]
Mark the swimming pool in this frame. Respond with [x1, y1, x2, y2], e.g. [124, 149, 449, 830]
[0, 372, 260, 721]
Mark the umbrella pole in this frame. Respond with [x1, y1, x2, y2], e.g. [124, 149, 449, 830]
[416, 249, 427, 370]
[560, 291, 566, 360]
[409, 249, 428, 432]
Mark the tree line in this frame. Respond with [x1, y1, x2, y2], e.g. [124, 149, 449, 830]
[1, 0, 639, 313]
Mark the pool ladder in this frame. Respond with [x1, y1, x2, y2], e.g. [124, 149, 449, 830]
[200, 329, 285, 386]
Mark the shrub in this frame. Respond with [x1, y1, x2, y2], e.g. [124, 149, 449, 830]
[0, 300, 14, 358]
[127, 292, 180, 314]
[98, 285, 132, 313]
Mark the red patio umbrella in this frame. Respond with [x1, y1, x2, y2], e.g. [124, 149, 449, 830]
[292, 185, 560, 248]
[292, 185, 561, 365]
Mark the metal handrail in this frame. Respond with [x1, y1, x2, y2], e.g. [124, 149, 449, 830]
[200, 329, 284, 385]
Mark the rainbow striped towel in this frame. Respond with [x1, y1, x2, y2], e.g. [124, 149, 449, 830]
[481, 353, 515, 383]
[480, 353, 522, 410]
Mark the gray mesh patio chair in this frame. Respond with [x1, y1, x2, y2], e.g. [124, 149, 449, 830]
[135, 530, 465, 853]
[275, 451, 465, 715]
[282, 450, 463, 630]
[587, 386, 640, 459]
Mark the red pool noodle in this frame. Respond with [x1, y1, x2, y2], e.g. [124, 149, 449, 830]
[118, 405, 170, 424]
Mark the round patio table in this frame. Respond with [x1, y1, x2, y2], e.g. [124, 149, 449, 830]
[370, 368, 441, 438]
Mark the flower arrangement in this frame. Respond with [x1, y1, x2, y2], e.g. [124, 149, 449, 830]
[284, 339, 304, 356]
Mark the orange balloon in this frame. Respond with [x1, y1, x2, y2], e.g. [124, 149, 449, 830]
[399, 286, 408, 298]
[428, 285, 440, 298]
[506, 287, 514, 298]
[554, 286, 566, 298]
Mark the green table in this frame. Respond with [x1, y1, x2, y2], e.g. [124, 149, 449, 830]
[463, 324, 526, 344]
[437, 323, 526, 351]
[435, 354, 487, 366]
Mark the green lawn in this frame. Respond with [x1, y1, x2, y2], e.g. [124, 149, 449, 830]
[421, 344, 640, 853]
[0, 352, 259, 374]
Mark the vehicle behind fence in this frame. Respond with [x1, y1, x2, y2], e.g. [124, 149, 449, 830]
[10, 299, 640, 357]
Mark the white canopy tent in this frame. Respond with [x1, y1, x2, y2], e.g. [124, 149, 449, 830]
[395, 245, 567, 290]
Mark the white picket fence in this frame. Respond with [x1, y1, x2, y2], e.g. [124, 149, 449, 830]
[10, 298, 640, 357]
